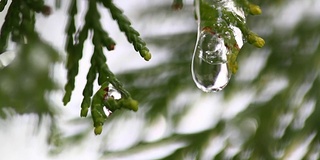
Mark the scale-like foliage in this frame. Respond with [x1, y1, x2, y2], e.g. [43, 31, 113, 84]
[98, 1, 320, 159]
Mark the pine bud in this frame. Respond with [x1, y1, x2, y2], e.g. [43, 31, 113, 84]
[94, 125, 103, 135]
[253, 36, 265, 48]
[142, 50, 152, 61]
[80, 107, 88, 117]
[248, 4, 262, 15]
[107, 44, 115, 51]
[247, 32, 265, 48]
[101, 35, 116, 51]
[119, 98, 139, 111]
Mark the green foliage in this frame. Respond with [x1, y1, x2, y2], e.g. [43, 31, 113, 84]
[0, 40, 59, 117]
[100, 0, 152, 61]
[0, 0, 150, 134]
[0, 0, 8, 12]
[198, 0, 264, 74]
[0, 0, 59, 117]
[99, 1, 320, 159]
[61, 0, 152, 134]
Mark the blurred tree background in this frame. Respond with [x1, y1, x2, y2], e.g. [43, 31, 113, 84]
[1, 0, 320, 160]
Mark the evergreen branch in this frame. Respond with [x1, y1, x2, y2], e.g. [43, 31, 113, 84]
[89, 31, 138, 134]
[80, 65, 97, 117]
[97, 58, 139, 112]
[221, 9, 265, 48]
[100, 0, 152, 61]
[62, 0, 140, 135]
[0, 0, 19, 53]
[198, 0, 265, 48]
[24, 0, 45, 13]
[0, 0, 50, 53]
[93, 45, 130, 99]
[63, 0, 83, 105]
[0, 0, 8, 12]
[100, 30, 116, 51]
[196, 0, 264, 74]
[90, 73, 108, 135]
[20, 1, 38, 40]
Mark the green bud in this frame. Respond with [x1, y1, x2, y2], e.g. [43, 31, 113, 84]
[143, 50, 152, 61]
[247, 33, 257, 44]
[247, 32, 265, 48]
[80, 108, 88, 117]
[253, 37, 265, 48]
[119, 98, 139, 111]
[94, 125, 103, 135]
[227, 51, 238, 74]
[101, 35, 116, 51]
[249, 4, 262, 15]
[231, 61, 238, 74]
[63, 91, 71, 105]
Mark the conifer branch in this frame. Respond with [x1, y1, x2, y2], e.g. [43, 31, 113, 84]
[0, 1, 20, 53]
[0, 0, 51, 53]
[63, 0, 81, 105]
[61, 0, 141, 134]
[0, 0, 8, 12]
[100, 0, 152, 61]
[0, 0, 265, 136]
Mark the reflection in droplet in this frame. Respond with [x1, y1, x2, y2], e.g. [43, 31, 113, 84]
[191, 0, 245, 92]
[191, 29, 231, 92]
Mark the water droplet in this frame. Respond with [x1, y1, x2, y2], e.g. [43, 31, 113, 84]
[103, 107, 113, 117]
[224, 31, 231, 39]
[106, 84, 122, 100]
[191, 29, 231, 92]
[192, 0, 245, 92]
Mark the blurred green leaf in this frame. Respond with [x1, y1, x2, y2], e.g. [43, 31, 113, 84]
[0, 40, 59, 117]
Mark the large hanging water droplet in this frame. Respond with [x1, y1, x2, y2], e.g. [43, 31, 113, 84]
[191, 0, 245, 92]
[191, 29, 231, 92]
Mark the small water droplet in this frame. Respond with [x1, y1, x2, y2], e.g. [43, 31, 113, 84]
[224, 31, 231, 39]
[106, 84, 122, 100]
[191, 29, 231, 92]
[103, 107, 113, 117]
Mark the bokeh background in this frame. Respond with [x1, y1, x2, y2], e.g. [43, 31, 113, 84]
[1, 0, 320, 159]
